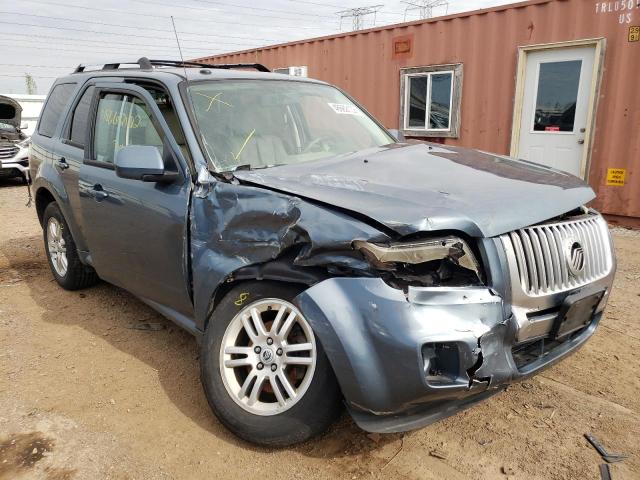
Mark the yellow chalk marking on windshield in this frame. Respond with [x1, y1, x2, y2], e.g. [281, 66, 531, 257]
[233, 129, 256, 161]
[194, 92, 232, 111]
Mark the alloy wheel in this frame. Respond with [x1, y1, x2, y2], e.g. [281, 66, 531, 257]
[219, 298, 317, 416]
[47, 217, 68, 277]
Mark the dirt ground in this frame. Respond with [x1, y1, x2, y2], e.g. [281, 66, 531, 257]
[1, 178, 638, 480]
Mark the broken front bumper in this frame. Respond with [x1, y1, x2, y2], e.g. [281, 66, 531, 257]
[294, 276, 612, 433]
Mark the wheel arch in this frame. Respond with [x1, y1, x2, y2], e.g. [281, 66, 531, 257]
[35, 186, 56, 225]
[205, 276, 317, 332]
[34, 183, 88, 256]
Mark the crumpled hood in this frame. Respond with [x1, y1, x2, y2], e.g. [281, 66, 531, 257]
[0, 95, 22, 128]
[234, 143, 595, 238]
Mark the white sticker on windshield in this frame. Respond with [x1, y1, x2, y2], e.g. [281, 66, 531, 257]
[328, 103, 363, 115]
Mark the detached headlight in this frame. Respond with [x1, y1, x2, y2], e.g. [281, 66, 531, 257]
[353, 236, 482, 287]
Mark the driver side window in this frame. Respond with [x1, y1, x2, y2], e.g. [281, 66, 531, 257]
[93, 93, 163, 164]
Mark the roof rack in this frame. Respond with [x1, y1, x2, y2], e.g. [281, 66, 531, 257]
[73, 57, 270, 74]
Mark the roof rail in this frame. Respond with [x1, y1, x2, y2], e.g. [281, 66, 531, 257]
[73, 57, 270, 74]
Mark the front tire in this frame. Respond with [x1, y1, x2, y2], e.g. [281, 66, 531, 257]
[43, 202, 98, 290]
[200, 281, 342, 446]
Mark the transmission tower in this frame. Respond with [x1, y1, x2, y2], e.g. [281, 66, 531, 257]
[337, 5, 384, 31]
[402, 0, 449, 21]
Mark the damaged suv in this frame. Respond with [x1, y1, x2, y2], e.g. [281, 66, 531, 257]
[0, 95, 30, 182]
[30, 59, 616, 446]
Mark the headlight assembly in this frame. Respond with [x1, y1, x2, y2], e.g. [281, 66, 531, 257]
[353, 236, 482, 287]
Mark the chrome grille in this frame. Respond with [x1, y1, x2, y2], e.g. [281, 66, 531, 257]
[0, 144, 19, 160]
[502, 214, 613, 296]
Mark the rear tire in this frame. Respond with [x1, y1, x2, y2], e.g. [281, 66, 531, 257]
[43, 202, 98, 290]
[200, 281, 342, 446]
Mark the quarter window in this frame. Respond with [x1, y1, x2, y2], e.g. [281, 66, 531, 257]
[93, 93, 163, 164]
[38, 83, 76, 138]
[400, 64, 462, 138]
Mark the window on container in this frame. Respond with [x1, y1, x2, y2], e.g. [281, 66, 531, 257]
[400, 64, 462, 138]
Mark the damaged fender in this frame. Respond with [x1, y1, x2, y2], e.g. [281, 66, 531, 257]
[190, 181, 390, 329]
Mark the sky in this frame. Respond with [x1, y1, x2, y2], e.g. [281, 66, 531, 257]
[0, 0, 520, 94]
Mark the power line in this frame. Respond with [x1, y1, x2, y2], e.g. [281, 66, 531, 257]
[0, 38, 225, 56]
[0, 41, 224, 57]
[20, 0, 338, 24]
[0, 23, 268, 51]
[0, 11, 306, 41]
[22, 0, 281, 42]
[20, 0, 284, 40]
[0, 63, 74, 69]
[129, 0, 338, 25]
[283, 0, 407, 17]
[0, 19, 275, 48]
[0, 31, 229, 52]
[0, 13, 330, 44]
[2, 74, 59, 79]
[187, 0, 338, 19]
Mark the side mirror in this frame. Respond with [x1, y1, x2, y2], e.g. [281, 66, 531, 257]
[115, 145, 175, 182]
[388, 129, 405, 142]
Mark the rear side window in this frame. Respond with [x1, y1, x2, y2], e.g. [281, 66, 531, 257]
[38, 83, 76, 137]
[68, 86, 95, 147]
[93, 93, 163, 164]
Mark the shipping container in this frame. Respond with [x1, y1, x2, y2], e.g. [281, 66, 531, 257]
[198, 0, 640, 226]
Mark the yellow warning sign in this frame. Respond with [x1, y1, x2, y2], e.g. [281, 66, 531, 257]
[629, 26, 640, 42]
[606, 168, 626, 186]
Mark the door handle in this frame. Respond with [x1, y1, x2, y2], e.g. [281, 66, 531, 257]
[577, 139, 585, 144]
[91, 184, 109, 201]
[56, 157, 69, 170]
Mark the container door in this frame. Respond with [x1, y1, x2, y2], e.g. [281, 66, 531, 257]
[517, 46, 596, 176]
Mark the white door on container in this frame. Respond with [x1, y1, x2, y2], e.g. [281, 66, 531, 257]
[517, 46, 595, 176]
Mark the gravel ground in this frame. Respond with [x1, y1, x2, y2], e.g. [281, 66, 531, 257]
[1, 178, 639, 480]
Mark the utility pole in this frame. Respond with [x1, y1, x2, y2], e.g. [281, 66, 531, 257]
[337, 5, 384, 31]
[402, 0, 449, 21]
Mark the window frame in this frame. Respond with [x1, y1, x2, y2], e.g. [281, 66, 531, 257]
[399, 64, 463, 138]
[84, 83, 186, 178]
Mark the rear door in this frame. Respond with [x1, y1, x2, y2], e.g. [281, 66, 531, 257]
[54, 84, 96, 252]
[78, 83, 193, 316]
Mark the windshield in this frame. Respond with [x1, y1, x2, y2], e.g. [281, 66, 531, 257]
[188, 80, 394, 171]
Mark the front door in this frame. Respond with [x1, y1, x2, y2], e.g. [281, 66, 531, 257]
[78, 83, 193, 317]
[516, 46, 596, 176]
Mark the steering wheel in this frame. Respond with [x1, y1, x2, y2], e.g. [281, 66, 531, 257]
[302, 135, 334, 153]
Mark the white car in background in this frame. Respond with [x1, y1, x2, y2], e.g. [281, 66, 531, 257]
[0, 95, 30, 182]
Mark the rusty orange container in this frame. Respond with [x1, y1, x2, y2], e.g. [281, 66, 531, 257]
[198, 0, 640, 225]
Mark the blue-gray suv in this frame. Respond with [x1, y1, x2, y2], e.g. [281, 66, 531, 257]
[30, 58, 616, 446]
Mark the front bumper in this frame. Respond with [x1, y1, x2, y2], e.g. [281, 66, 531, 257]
[294, 273, 613, 433]
[0, 147, 29, 177]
